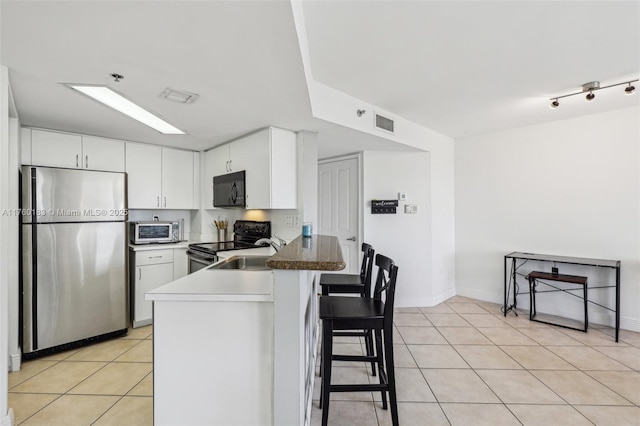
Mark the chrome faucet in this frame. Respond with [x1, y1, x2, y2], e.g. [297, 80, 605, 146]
[255, 235, 287, 252]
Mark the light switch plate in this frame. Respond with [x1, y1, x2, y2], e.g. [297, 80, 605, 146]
[404, 204, 417, 214]
[398, 192, 407, 201]
[284, 215, 293, 227]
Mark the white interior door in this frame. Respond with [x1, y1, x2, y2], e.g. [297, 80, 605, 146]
[318, 157, 359, 274]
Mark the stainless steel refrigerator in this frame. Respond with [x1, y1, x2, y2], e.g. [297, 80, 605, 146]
[21, 166, 128, 358]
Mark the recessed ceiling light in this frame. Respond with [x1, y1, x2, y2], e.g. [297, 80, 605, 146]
[159, 87, 200, 104]
[64, 84, 185, 135]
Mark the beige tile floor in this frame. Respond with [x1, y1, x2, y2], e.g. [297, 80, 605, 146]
[8, 296, 640, 425]
[8, 326, 153, 426]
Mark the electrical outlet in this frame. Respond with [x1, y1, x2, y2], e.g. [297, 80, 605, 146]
[284, 215, 293, 227]
[404, 204, 417, 214]
[398, 192, 407, 201]
[293, 215, 300, 227]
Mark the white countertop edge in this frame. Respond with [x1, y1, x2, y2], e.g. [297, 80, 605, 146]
[129, 241, 190, 251]
[147, 293, 273, 302]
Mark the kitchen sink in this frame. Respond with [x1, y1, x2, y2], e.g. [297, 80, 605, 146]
[208, 255, 272, 271]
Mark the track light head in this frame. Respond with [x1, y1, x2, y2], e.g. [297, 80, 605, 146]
[624, 83, 636, 95]
[585, 91, 595, 102]
[550, 99, 559, 109]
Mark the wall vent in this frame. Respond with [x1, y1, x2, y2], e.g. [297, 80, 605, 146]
[374, 113, 395, 134]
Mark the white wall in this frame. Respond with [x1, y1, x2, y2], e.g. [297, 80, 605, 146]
[363, 151, 450, 307]
[455, 106, 640, 331]
[1, 65, 16, 426]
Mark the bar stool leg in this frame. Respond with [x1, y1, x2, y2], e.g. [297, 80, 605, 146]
[384, 326, 399, 426]
[365, 330, 376, 376]
[320, 320, 333, 426]
[374, 329, 387, 410]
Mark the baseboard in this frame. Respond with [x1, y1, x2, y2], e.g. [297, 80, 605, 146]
[395, 287, 456, 308]
[9, 353, 20, 372]
[0, 408, 14, 426]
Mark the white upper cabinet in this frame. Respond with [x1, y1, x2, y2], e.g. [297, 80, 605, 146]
[30, 129, 82, 169]
[126, 143, 163, 209]
[27, 128, 124, 172]
[161, 148, 195, 209]
[126, 143, 197, 209]
[203, 127, 297, 210]
[81, 136, 125, 172]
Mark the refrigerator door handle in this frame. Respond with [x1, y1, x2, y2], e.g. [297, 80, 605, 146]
[30, 168, 39, 350]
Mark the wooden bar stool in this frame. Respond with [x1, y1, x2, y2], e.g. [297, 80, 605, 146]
[319, 254, 399, 426]
[319, 243, 376, 375]
[319, 243, 375, 296]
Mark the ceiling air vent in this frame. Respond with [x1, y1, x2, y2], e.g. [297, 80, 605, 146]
[374, 113, 395, 134]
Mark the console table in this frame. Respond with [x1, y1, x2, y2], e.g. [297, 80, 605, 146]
[503, 252, 621, 342]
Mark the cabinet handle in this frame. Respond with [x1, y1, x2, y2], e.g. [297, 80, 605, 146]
[148, 255, 163, 259]
[346, 236, 356, 241]
[138, 268, 141, 280]
[225, 160, 229, 172]
[164, 196, 167, 207]
[157, 196, 160, 207]
[85, 155, 88, 169]
[75, 154, 79, 168]
[229, 160, 232, 171]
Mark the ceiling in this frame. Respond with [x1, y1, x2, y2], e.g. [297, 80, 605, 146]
[1, 1, 638, 158]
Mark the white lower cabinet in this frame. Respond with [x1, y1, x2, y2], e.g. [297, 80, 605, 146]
[130, 249, 174, 328]
[173, 248, 188, 280]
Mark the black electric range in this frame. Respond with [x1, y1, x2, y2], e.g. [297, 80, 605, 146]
[186, 220, 271, 273]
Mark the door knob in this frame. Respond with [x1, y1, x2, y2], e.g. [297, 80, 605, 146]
[346, 236, 356, 241]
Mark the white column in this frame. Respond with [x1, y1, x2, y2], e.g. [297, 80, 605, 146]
[272, 269, 317, 426]
[0, 65, 15, 426]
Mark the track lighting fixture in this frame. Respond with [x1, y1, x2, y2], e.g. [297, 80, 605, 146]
[549, 78, 638, 109]
[625, 82, 636, 95]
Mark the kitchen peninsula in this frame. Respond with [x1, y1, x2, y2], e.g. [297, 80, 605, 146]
[146, 235, 344, 426]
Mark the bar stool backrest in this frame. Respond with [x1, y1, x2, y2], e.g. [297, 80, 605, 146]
[372, 254, 399, 328]
[360, 243, 376, 298]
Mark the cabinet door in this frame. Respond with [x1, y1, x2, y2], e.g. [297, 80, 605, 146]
[231, 130, 270, 209]
[173, 248, 188, 280]
[31, 129, 82, 168]
[82, 136, 125, 172]
[203, 145, 230, 209]
[126, 143, 162, 209]
[161, 148, 194, 209]
[134, 262, 173, 327]
[210, 144, 231, 175]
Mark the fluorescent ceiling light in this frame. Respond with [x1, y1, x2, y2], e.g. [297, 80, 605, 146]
[65, 84, 185, 134]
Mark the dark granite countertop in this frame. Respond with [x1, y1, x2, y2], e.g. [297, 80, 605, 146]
[265, 235, 346, 271]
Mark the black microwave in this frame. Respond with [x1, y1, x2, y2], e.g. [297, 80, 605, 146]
[213, 170, 246, 208]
